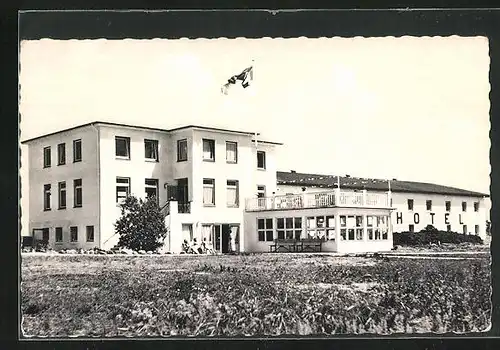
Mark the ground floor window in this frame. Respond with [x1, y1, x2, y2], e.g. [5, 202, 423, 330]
[326, 216, 335, 240]
[340, 215, 363, 241]
[306, 215, 335, 240]
[257, 218, 273, 242]
[86, 226, 94, 242]
[70, 226, 78, 242]
[55, 227, 63, 242]
[201, 224, 213, 243]
[182, 224, 193, 242]
[42, 228, 49, 242]
[277, 217, 302, 240]
[367, 215, 389, 240]
[475, 225, 480, 235]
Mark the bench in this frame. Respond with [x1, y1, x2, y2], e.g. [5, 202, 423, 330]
[269, 239, 324, 253]
[297, 239, 323, 252]
[269, 239, 298, 252]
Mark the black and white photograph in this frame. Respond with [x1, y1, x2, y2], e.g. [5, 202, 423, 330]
[18, 10, 493, 339]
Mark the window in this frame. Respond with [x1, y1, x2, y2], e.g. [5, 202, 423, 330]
[177, 139, 187, 161]
[57, 143, 66, 165]
[447, 225, 451, 232]
[474, 202, 479, 212]
[144, 139, 159, 161]
[277, 217, 303, 240]
[145, 179, 159, 204]
[58, 181, 66, 209]
[116, 177, 130, 204]
[307, 216, 327, 240]
[43, 184, 51, 210]
[73, 179, 82, 207]
[226, 180, 239, 207]
[257, 185, 266, 198]
[73, 139, 82, 162]
[70, 226, 78, 242]
[367, 215, 389, 240]
[445, 201, 451, 212]
[355, 216, 364, 240]
[340, 215, 364, 241]
[475, 225, 480, 235]
[226, 142, 238, 163]
[115, 136, 130, 159]
[407, 199, 414, 211]
[409, 224, 414, 232]
[319, 216, 336, 241]
[42, 228, 49, 242]
[463, 225, 468, 235]
[43, 147, 51, 168]
[426, 200, 432, 211]
[203, 139, 215, 161]
[257, 218, 274, 242]
[203, 178, 215, 206]
[257, 151, 266, 169]
[86, 226, 94, 242]
[55, 227, 63, 243]
[462, 201, 467, 212]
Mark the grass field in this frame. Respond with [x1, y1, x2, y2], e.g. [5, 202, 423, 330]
[21, 253, 491, 337]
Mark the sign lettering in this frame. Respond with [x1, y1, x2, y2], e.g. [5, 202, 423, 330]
[396, 212, 403, 224]
[414, 213, 420, 225]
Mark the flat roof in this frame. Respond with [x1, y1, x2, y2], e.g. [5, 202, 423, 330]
[20, 121, 274, 144]
[277, 171, 489, 198]
[252, 139, 284, 146]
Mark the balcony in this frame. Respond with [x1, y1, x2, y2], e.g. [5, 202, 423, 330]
[245, 190, 390, 212]
[161, 201, 191, 216]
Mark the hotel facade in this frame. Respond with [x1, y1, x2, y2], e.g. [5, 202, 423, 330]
[21, 122, 489, 254]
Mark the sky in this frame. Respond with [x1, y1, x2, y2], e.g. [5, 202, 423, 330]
[19, 37, 491, 197]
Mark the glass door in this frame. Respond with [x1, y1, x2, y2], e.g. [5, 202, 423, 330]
[212, 225, 221, 253]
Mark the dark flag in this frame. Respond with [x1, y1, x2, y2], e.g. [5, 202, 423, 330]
[222, 66, 254, 95]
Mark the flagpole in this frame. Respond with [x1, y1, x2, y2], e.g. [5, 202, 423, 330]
[388, 179, 392, 207]
[250, 59, 257, 149]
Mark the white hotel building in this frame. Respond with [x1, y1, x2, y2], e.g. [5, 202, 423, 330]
[21, 121, 489, 254]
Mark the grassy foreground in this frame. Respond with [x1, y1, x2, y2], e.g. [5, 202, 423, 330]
[21, 253, 491, 337]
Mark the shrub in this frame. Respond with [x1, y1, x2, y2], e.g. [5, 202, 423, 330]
[114, 195, 168, 252]
[393, 229, 483, 246]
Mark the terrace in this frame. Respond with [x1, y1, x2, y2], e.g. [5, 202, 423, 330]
[245, 190, 391, 212]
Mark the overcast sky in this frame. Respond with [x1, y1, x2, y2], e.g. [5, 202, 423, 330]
[19, 37, 490, 194]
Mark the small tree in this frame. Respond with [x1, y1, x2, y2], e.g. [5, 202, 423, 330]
[422, 224, 438, 233]
[114, 195, 167, 252]
[486, 220, 491, 236]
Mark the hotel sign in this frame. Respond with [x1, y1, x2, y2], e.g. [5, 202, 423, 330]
[395, 212, 464, 225]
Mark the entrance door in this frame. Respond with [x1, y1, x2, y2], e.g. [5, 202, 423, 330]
[211, 224, 240, 254]
[176, 178, 189, 213]
[221, 225, 231, 253]
[213, 225, 221, 252]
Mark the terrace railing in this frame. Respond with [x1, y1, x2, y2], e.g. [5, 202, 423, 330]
[245, 190, 390, 212]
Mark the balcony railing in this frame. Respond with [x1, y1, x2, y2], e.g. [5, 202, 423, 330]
[178, 202, 191, 214]
[245, 190, 390, 212]
[161, 201, 191, 216]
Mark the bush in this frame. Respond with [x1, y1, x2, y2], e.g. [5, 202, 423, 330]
[393, 228, 483, 246]
[114, 195, 168, 252]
